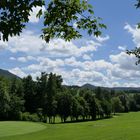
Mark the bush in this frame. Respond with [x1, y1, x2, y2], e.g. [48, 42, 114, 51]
[20, 112, 41, 122]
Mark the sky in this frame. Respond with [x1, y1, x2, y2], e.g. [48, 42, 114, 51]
[0, 0, 140, 87]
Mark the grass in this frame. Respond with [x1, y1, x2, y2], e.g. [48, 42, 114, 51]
[0, 121, 46, 137]
[1, 112, 140, 140]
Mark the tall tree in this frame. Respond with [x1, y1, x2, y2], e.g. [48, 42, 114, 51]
[36, 72, 48, 109]
[111, 97, 124, 115]
[45, 73, 62, 123]
[95, 87, 103, 100]
[119, 94, 129, 113]
[84, 92, 97, 120]
[23, 75, 37, 113]
[9, 78, 24, 120]
[0, 77, 10, 120]
[77, 96, 89, 120]
[57, 91, 73, 122]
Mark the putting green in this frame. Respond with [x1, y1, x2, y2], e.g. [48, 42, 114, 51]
[0, 121, 46, 137]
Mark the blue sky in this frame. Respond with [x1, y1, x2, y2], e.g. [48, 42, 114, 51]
[0, 0, 140, 87]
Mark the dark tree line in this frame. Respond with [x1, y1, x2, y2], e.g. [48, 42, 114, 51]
[0, 73, 140, 123]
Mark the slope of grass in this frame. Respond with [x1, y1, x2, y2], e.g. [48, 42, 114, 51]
[1, 112, 140, 140]
[0, 121, 46, 137]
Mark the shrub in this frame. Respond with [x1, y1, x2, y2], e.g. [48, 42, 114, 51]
[20, 112, 40, 122]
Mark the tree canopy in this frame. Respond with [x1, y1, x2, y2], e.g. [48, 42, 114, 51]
[0, 0, 106, 42]
[0, 72, 140, 123]
[1, 0, 140, 64]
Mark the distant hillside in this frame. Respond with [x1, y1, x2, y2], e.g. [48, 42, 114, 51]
[112, 87, 140, 92]
[0, 69, 20, 79]
[81, 83, 96, 89]
[81, 83, 140, 92]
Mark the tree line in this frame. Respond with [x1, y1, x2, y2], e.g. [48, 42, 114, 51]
[0, 72, 140, 123]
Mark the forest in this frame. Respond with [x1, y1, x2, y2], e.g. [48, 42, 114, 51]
[0, 72, 140, 124]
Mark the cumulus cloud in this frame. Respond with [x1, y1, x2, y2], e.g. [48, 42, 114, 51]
[4, 30, 102, 58]
[124, 23, 140, 48]
[10, 56, 36, 63]
[83, 54, 92, 60]
[95, 35, 110, 43]
[4, 23, 140, 87]
[29, 6, 46, 23]
[9, 67, 26, 78]
[6, 30, 44, 54]
[110, 52, 138, 70]
[118, 45, 126, 51]
[10, 57, 16, 61]
[7, 49, 140, 87]
[0, 40, 8, 50]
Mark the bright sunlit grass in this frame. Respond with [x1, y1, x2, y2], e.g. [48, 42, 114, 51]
[1, 112, 140, 140]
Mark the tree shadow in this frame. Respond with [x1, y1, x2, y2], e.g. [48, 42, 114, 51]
[55, 116, 113, 124]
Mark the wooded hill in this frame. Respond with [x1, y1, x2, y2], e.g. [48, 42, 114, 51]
[0, 69, 20, 79]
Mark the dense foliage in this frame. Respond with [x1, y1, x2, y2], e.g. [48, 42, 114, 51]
[0, 72, 140, 123]
[0, 0, 106, 42]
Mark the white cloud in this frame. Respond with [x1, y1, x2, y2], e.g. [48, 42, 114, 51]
[10, 57, 16, 61]
[7, 49, 140, 87]
[6, 30, 44, 54]
[73, 22, 78, 29]
[0, 40, 8, 50]
[4, 24, 140, 87]
[5, 30, 102, 58]
[110, 52, 138, 70]
[19, 56, 36, 63]
[118, 45, 126, 51]
[9, 67, 26, 78]
[95, 35, 110, 43]
[83, 54, 92, 60]
[70, 69, 108, 86]
[65, 57, 82, 68]
[29, 6, 46, 23]
[124, 23, 140, 48]
[17, 57, 27, 63]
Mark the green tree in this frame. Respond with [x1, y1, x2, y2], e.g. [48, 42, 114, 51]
[95, 99, 104, 119]
[101, 99, 112, 117]
[57, 91, 73, 122]
[0, 77, 10, 120]
[95, 87, 103, 100]
[23, 75, 37, 113]
[77, 96, 89, 120]
[36, 72, 48, 110]
[119, 94, 130, 113]
[70, 97, 79, 121]
[45, 73, 62, 123]
[84, 92, 97, 120]
[111, 97, 124, 115]
[0, 0, 106, 42]
[129, 95, 138, 111]
[0, 0, 44, 41]
[9, 78, 24, 120]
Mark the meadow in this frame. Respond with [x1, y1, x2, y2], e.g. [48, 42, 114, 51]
[0, 112, 140, 140]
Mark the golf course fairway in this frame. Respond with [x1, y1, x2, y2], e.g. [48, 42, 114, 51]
[0, 121, 46, 137]
[1, 112, 140, 140]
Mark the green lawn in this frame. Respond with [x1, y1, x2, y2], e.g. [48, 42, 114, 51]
[0, 121, 46, 137]
[1, 112, 140, 140]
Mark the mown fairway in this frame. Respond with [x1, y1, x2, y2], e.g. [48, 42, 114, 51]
[1, 112, 140, 140]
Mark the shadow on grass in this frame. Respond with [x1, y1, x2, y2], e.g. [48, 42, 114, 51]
[113, 113, 123, 116]
[55, 116, 114, 124]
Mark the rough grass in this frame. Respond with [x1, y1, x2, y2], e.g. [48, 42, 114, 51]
[1, 112, 140, 140]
